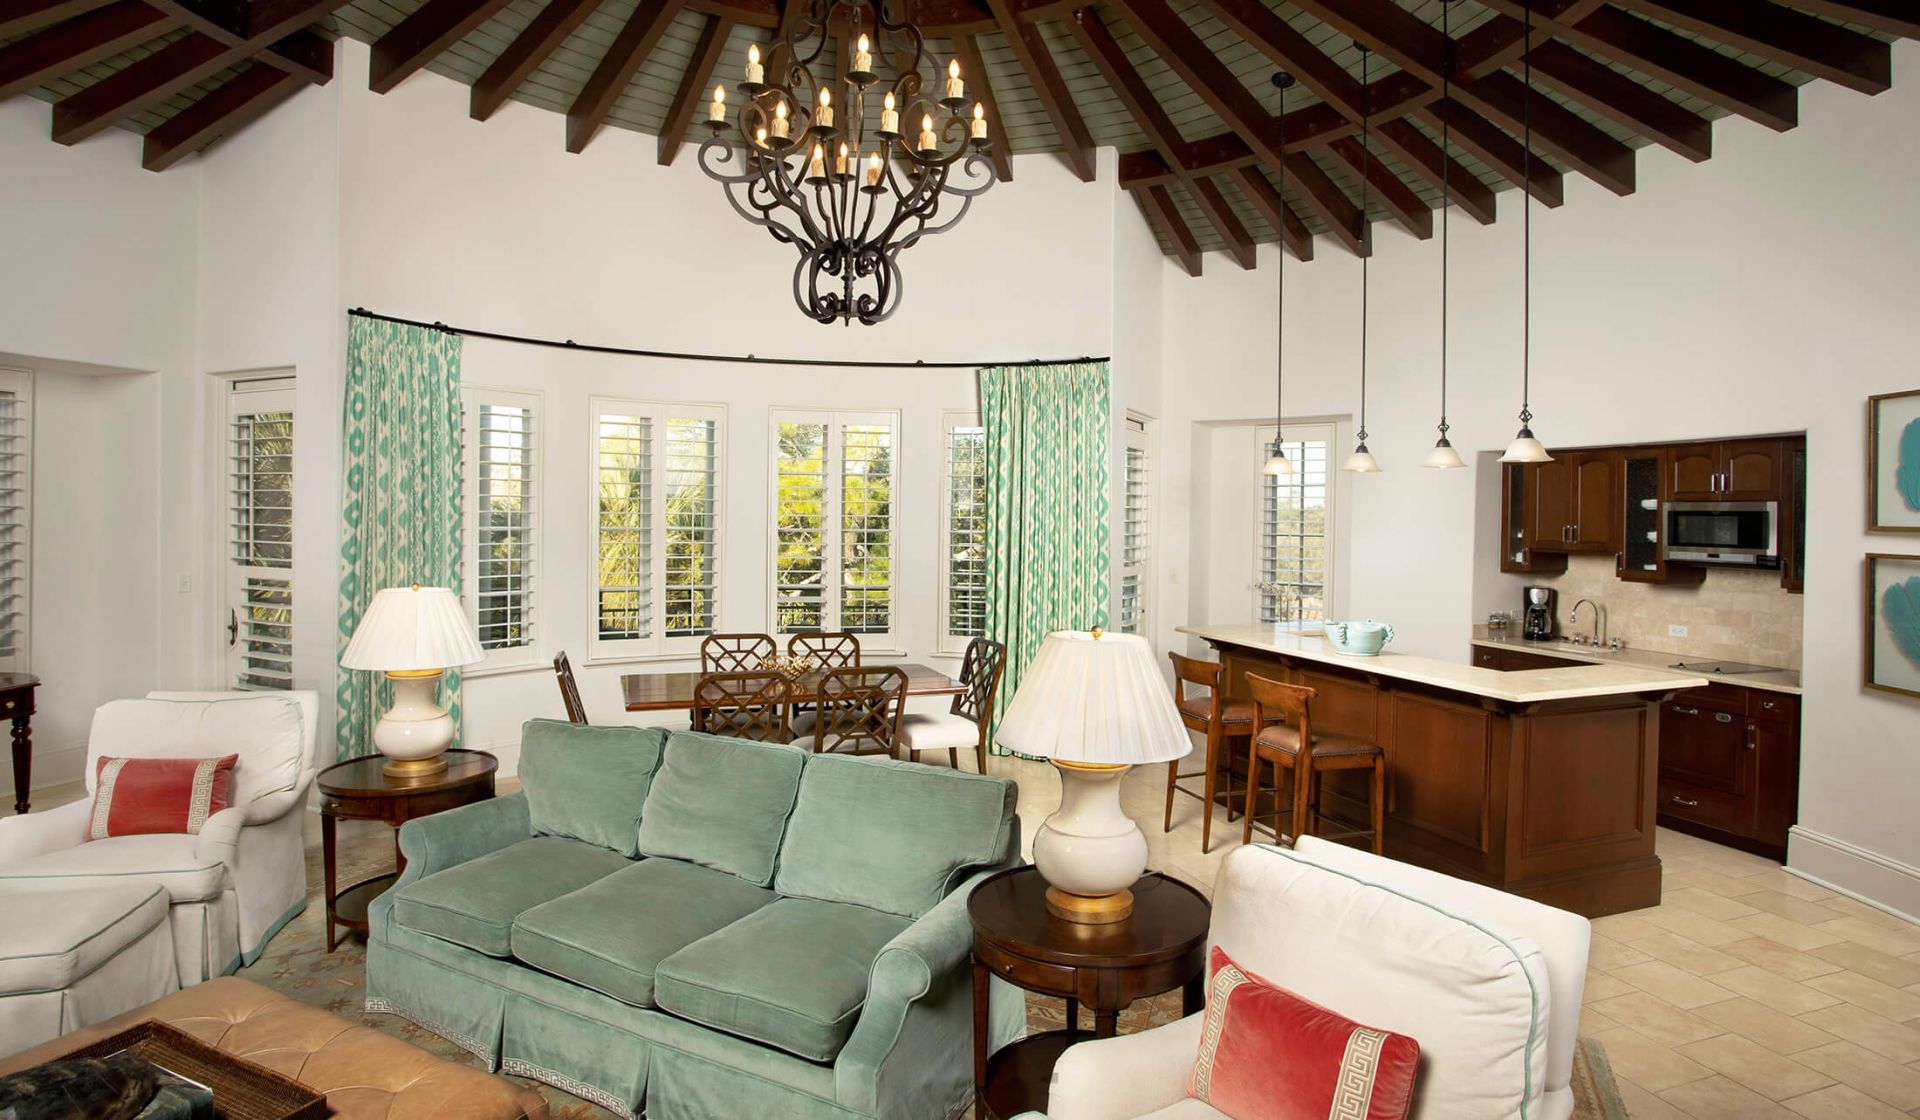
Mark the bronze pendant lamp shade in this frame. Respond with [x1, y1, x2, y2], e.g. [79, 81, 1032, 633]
[1342, 45, 1381, 474]
[1263, 72, 1298, 478]
[1499, 1, 1554, 465]
[1425, 1, 1466, 470]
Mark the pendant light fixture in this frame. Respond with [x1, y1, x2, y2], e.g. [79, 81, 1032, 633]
[1263, 71, 1298, 477]
[1499, 1, 1553, 464]
[1342, 43, 1381, 474]
[1424, 0, 1465, 470]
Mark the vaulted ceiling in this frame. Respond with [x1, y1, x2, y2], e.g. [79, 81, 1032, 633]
[2, 0, 1911, 269]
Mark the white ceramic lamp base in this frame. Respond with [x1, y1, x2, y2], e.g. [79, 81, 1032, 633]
[373, 670, 455, 779]
[1032, 760, 1148, 924]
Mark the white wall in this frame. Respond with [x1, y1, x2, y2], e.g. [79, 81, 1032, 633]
[1157, 41, 1920, 914]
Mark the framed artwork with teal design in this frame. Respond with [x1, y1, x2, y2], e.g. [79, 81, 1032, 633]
[1868, 390, 1920, 532]
[1867, 553, 1920, 700]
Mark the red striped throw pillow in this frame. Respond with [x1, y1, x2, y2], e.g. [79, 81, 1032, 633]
[88, 755, 239, 840]
[1188, 945, 1420, 1120]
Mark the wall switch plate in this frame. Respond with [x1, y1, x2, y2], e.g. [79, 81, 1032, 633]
[1668, 624, 1689, 638]
[176, 575, 192, 594]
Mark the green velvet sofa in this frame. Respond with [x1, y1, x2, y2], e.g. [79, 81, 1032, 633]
[364, 720, 1027, 1120]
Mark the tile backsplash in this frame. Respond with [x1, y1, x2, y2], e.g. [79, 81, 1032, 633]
[1523, 555, 1804, 670]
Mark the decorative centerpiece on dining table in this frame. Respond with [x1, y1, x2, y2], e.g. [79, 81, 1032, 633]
[758, 653, 818, 681]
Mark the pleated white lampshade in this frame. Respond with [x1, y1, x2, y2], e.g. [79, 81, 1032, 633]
[341, 586, 485, 672]
[996, 631, 1190, 765]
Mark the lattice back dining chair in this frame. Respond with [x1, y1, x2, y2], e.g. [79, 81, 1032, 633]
[691, 671, 793, 742]
[1164, 652, 1255, 853]
[797, 666, 907, 756]
[700, 633, 777, 673]
[1242, 673, 1385, 854]
[899, 637, 1007, 772]
[553, 651, 588, 724]
[787, 632, 861, 668]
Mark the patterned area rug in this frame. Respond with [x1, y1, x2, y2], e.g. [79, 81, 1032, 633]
[241, 827, 1624, 1119]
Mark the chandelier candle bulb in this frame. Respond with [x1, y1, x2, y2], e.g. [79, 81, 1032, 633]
[853, 34, 872, 74]
[755, 125, 768, 146]
[815, 88, 832, 129]
[836, 142, 848, 175]
[918, 113, 936, 152]
[808, 143, 825, 179]
[865, 150, 882, 186]
[708, 84, 726, 122]
[945, 59, 964, 100]
[746, 43, 763, 85]
[971, 103, 986, 140]
[771, 99, 789, 139]
[880, 91, 899, 135]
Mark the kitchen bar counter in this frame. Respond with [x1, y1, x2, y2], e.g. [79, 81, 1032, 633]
[1468, 629, 1802, 695]
[1177, 623, 1706, 917]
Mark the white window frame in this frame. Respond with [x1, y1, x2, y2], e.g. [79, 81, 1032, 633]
[767, 408, 900, 650]
[0, 369, 32, 674]
[587, 397, 727, 664]
[461, 386, 541, 675]
[1119, 413, 1152, 636]
[225, 375, 296, 690]
[938, 410, 986, 654]
[1253, 421, 1336, 627]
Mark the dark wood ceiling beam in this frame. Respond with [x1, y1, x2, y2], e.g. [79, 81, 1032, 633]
[1227, 165, 1312, 262]
[1612, 0, 1890, 96]
[142, 60, 302, 169]
[566, 0, 686, 153]
[1474, 0, 1797, 132]
[369, 0, 518, 94]
[949, 32, 1013, 182]
[1283, 152, 1366, 256]
[0, 1, 171, 100]
[985, 0, 1093, 181]
[1787, 0, 1920, 39]
[1372, 117, 1496, 225]
[0, 0, 113, 39]
[1186, 0, 1365, 122]
[142, 0, 342, 81]
[1134, 186, 1201, 276]
[1188, 177, 1255, 270]
[50, 33, 241, 143]
[762, 0, 806, 80]
[1416, 100, 1562, 207]
[1325, 135, 1430, 239]
[471, 0, 605, 119]
[1456, 0, 1607, 80]
[657, 13, 734, 165]
[1527, 40, 1710, 162]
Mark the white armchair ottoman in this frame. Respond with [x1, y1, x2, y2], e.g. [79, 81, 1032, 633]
[0, 882, 178, 1056]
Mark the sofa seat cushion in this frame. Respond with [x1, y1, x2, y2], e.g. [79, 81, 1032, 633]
[518, 719, 666, 857]
[636, 733, 806, 887]
[0, 833, 227, 902]
[654, 897, 910, 1062]
[0, 882, 170, 994]
[510, 857, 775, 1008]
[392, 837, 631, 957]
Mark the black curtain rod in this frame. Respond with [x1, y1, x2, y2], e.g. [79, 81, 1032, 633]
[347, 308, 1109, 370]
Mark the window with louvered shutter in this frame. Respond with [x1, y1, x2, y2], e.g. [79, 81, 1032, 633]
[770, 409, 896, 644]
[663, 417, 718, 636]
[1257, 423, 1333, 626]
[461, 389, 538, 671]
[0, 370, 31, 673]
[1120, 417, 1151, 635]
[940, 415, 986, 652]
[227, 379, 294, 690]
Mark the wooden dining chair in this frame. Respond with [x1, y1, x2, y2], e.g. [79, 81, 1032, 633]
[691, 671, 793, 742]
[898, 637, 1006, 772]
[795, 666, 907, 756]
[700, 633, 776, 673]
[553, 651, 588, 724]
[787, 632, 861, 667]
[1242, 673, 1385, 854]
[1165, 652, 1255, 853]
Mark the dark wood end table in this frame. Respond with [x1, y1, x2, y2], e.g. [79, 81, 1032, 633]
[3, 673, 41, 814]
[968, 866, 1211, 1120]
[317, 749, 497, 951]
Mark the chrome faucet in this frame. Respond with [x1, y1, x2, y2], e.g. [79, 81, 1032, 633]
[1569, 599, 1603, 647]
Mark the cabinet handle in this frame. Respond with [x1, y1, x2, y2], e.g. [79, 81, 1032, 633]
[1673, 705, 1699, 716]
[1671, 795, 1699, 807]
[1714, 712, 1733, 724]
[1746, 724, 1757, 750]
[1761, 699, 1778, 711]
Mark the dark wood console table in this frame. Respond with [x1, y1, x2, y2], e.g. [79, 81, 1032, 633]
[3, 674, 41, 814]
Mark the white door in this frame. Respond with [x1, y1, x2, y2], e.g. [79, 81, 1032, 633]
[225, 378, 295, 690]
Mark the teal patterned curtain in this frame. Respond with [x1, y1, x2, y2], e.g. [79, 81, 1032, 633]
[981, 361, 1112, 754]
[336, 317, 465, 761]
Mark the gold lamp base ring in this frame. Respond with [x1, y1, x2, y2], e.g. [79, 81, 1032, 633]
[380, 755, 450, 780]
[1045, 885, 1135, 925]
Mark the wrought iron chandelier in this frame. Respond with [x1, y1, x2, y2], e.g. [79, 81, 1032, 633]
[697, 0, 997, 326]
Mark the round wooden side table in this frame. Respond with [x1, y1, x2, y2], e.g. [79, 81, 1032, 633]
[317, 749, 497, 952]
[969, 866, 1211, 1120]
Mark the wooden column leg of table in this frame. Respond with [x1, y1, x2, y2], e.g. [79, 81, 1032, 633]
[1184, 972, 1205, 1016]
[1093, 1008, 1119, 1038]
[1065, 996, 1079, 1037]
[322, 811, 339, 953]
[10, 714, 29, 815]
[971, 958, 990, 1112]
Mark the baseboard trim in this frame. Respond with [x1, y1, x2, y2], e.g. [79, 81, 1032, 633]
[1786, 826, 1920, 926]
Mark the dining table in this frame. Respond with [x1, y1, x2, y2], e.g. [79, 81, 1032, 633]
[621, 661, 965, 712]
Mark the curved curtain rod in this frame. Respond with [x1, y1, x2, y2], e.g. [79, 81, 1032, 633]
[346, 308, 1110, 370]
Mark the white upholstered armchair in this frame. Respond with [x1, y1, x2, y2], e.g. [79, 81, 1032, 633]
[0, 691, 321, 986]
[1040, 837, 1592, 1120]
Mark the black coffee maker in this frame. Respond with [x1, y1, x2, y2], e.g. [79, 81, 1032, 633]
[1522, 587, 1557, 641]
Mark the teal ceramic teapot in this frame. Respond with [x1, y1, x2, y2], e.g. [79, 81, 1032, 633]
[1326, 619, 1394, 657]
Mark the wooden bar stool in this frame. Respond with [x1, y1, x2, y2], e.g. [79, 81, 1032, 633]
[1165, 653, 1256, 853]
[1242, 673, 1385, 854]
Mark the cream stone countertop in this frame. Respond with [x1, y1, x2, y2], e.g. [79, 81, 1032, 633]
[1177, 623, 1709, 705]
[1469, 627, 1803, 696]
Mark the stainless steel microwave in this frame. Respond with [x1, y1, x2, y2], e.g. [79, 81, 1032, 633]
[1663, 501, 1780, 567]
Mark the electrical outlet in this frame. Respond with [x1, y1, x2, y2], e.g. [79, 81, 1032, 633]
[1668, 623, 1689, 638]
[176, 575, 192, 594]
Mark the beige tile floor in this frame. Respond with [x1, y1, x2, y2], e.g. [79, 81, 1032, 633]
[33, 756, 1920, 1118]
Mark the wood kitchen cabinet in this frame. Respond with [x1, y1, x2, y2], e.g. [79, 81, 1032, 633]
[1524, 450, 1619, 554]
[1656, 684, 1799, 861]
[1618, 448, 1705, 586]
[1498, 462, 1567, 575]
[1668, 439, 1785, 501]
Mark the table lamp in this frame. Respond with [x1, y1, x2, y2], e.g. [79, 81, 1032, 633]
[996, 629, 1190, 924]
[340, 585, 485, 779]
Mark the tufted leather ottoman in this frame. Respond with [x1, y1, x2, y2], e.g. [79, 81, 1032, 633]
[0, 976, 548, 1120]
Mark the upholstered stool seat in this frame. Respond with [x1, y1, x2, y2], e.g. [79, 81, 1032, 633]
[0, 882, 178, 1056]
[0, 976, 550, 1120]
[1176, 696, 1254, 727]
[1249, 723, 1380, 760]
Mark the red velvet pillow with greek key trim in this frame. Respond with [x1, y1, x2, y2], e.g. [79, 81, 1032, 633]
[88, 755, 239, 840]
[1187, 945, 1420, 1120]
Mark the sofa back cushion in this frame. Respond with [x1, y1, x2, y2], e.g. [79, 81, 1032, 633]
[636, 732, 805, 887]
[87, 696, 305, 807]
[775, 754, 1016, 918]
[519, 720, 666, 857]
